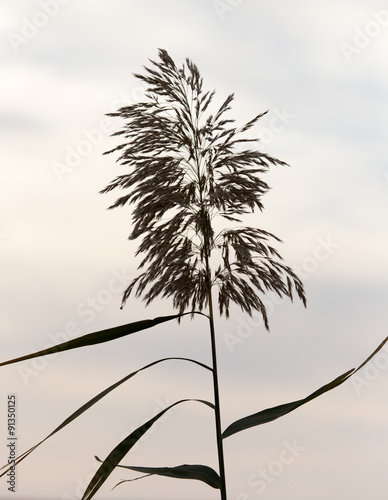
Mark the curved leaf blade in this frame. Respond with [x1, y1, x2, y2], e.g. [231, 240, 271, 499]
[0, 312, 200, 367]
[0, 357, 211, 477]
[223, 335, 388, 439]
[222, 369, 352, 438]
[95, 458, 220, 489]
[82, 399, 215, 500]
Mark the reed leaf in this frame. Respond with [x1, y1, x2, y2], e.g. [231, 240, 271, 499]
[82, 399, 215, 500]
[0, 312, 198, 367]
[0, 357, 211, 477]
[222, 335, 388, 438]
[95, 458, 221, 489]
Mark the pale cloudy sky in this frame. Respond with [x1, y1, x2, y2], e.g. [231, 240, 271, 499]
[0, 1, 388, 499]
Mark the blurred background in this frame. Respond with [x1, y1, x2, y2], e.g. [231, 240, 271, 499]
[0, 1, 387, 499]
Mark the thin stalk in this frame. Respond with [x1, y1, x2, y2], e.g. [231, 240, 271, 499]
[182, 74, 227, 498]
[205, 256, 227, 500]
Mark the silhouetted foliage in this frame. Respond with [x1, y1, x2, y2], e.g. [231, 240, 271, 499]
[2, 49, 385, 500]
[102, 49, 306, 328]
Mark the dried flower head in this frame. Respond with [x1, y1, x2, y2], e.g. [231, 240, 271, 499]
[102, 49, 306, 329]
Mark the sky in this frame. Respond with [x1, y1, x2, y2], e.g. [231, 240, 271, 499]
[0, 1, 387, 499]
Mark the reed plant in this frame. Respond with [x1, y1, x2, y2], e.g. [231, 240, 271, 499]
[1, 49, 386, 500]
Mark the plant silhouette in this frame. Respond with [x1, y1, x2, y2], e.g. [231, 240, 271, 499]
[101, 48, 306, 499]
[102, 49, 306, 322]
[0, 49, 387, 500]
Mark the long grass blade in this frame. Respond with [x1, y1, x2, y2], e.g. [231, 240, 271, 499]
[95, 458, 220, 489]
[0, 357, 211, 477]
[0, 312, 201, 367]
[222, 336, 388, 438]
[82, 399, 215, 500]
